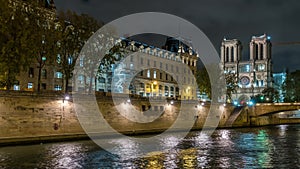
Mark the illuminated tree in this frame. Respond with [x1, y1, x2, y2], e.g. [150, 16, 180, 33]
[55, 10, 101, 93]
[225, 71, 238, 103]
[282, 70, 300, 102]
[262, 87, 279, 103]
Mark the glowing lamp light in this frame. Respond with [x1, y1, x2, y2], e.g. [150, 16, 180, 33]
[233, 101, 238, 106]
[170, 100, 174, 105]
[260, 96, 264, 100]
[127, 99, 131, 103]
[64, 95, 70, 100]
[201, 102, 205, 106]
[267, 36, 271, 40]
[248, 101, 254, 106]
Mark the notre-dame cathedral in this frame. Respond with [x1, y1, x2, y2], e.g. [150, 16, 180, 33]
[220, 34, 273, 103]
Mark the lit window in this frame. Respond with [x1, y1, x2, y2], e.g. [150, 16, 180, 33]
[54, 85, 62, 91]
[68, 56, 73, 65]
[55, 72, 63, 78]
[147, 70, 150, 78]
[239, 64, 251, 73]
[28, 82, 33, 89]
[153, 70, 157, 79]
[13, 85, 20, 91]
[78, 75, 84, 84]
[57, 54, 61, 63]
[256, 64, 265, 71]
[79, 58, 84, 67]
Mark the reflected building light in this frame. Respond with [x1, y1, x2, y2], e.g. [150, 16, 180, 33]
[279, 124, 288, 136]
[160, 136, 180, 150]
[220, 130, 230, 140]
[110, 138, 140, 160]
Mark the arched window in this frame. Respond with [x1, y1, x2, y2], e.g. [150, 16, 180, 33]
[225, 47, 229, 62]
[231, 47, 234, 62]
[260, 43, 264, 60]
[255, 44, 259, 60]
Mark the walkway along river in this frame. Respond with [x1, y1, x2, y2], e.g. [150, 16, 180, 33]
[0, 124, 299, 168]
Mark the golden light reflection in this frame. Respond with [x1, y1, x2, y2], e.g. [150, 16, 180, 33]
[179, 148, 197, 168]
[143, 151, 165, 169]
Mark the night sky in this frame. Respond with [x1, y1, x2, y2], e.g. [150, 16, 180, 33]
[54, 0, 300, 72]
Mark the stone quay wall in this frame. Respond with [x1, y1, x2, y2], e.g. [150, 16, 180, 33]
[0, 91, 234, 144]
[1, 91, 298, 145]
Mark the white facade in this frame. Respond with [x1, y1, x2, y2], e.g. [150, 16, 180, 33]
[74, 38, 198, 100]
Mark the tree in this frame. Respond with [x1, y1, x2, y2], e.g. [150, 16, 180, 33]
[0, 0, 33, 90]
[196, 67, 211, 99]
[225, 71, 238, 103]
[56, 10, 102, 93]
[26, 2, 59, 92]
[262, 87, 279, 103]
[282, 70, 300, 102]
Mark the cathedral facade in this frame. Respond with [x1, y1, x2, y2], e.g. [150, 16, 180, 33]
[220, 34, 272, 103]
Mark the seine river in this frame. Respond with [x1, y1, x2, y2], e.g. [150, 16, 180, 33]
[0, 124, 299, 168]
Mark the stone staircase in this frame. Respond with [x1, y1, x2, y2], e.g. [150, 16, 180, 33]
[224, 106, 245, 127]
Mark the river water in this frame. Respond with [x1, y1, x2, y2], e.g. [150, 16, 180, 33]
[0, 124, 299, 168]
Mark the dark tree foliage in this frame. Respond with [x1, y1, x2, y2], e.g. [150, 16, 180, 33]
[196, 67, 211, 99]
[0, 0, 33, 90]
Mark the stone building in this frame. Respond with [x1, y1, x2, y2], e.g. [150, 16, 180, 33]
[220, 34, 273, 103]
[84, 37, 199, 100]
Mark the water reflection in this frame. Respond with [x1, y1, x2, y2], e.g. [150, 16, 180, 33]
[0, 124, 299, 168]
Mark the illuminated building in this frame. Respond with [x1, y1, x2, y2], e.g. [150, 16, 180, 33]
[94, 37, 198, 100]
[220, 34, 273, 103]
